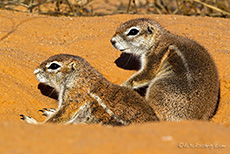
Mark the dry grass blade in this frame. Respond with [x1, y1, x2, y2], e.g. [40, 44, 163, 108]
[127, 0, 137, 13]
[181, 2, 188, 15]
[0, 1, 29, 8]
[127, 0, 132, 13]
[0, 0, 230, 17]
[158, 0, 170, 14]
[65, 0, 77, 16]
[133, 0, 138, 13]
[153, 1, 163, 14]
[28, 0, 56, 11]
[191, 0, 230, 16]
[187, 1, 197, 15]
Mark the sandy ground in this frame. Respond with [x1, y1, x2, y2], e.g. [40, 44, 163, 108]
[0, 10, 230, 153]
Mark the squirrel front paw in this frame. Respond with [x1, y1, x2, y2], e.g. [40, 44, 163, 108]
[20, 115, 38, 124]
[39, 108, 57, 118]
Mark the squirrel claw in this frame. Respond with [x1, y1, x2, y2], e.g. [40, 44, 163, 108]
[20, 115, 38, 124]
[39, 108, 57, 117]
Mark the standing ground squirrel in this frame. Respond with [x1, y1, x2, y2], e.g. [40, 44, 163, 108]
[21, 54, 159, 125]
[111, 18, 219, 121]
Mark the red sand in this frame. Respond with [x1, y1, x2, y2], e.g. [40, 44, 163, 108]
[0, 10, 229, 153]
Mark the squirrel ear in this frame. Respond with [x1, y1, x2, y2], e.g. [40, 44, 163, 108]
[69, 62, 80, 72]
[69, 62, 76, 71]
[147, 26, 154, 34]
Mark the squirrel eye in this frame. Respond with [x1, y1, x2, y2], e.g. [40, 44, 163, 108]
[127, 28, 139, 36]
[48, 63, 61, 70]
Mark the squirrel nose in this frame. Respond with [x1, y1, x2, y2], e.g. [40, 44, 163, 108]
[34, 68, 42, 75]
[110, 38, 116, 45]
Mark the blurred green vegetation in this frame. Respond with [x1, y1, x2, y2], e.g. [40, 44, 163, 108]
[0, 0, 230, 18]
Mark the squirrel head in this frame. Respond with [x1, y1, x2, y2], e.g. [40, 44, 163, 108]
[34, 54, 87, 92]
[111, 18, 166, 56]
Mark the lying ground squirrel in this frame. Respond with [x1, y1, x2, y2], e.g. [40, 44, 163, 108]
[111, 18, 219, 121]
[21, 54, 159, 125]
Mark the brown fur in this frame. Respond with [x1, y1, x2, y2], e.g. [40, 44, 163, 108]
[21, 54, 159, 125]
[111, 18, 219, 121]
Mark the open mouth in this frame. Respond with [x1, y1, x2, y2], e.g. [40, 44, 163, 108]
[38, 83, 59, 100]
[120, 48, 128, 52]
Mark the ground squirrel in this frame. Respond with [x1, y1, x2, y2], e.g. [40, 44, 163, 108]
[111, 18, 219, 121]
[21, 54, 159, 125]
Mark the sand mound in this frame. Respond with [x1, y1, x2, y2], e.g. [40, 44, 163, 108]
[0, 10, 229, 153]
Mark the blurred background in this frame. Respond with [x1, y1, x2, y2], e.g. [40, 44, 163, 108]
[0, 0, 230, 17]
